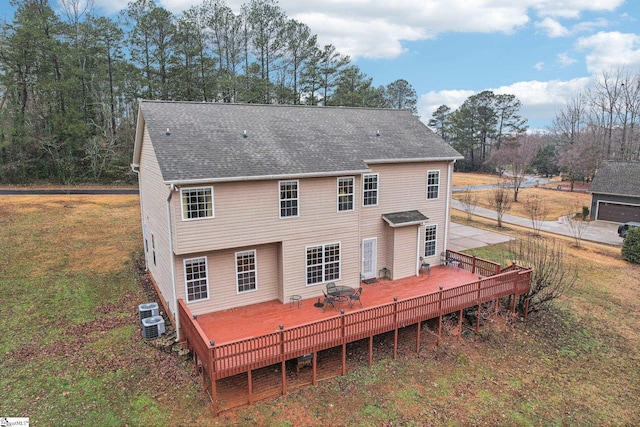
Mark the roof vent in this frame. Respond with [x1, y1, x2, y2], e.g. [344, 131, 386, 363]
[243, 130, 248, 138]
[165, 128, 171, 136]
[376, 130, 380, 137]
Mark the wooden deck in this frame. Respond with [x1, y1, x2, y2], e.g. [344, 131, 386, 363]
[178, 250, 532, 415]
[198, 265, 483, 345]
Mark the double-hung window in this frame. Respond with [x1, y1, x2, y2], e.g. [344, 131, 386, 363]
[236, 250, 257, 293]
[363, 174, 378, 206]
[424, 225, 437, 257]
[184, 257, 209, 302]
[181, 187, 214, 220]
[337, 177, 354, 211]
[279, 180, 299, 218]
[306, 243, 341, 285]
[427, 171, 440, 200]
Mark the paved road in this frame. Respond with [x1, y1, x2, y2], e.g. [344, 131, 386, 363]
[451, 199, 623, 246]
[0, 188, 139, 195]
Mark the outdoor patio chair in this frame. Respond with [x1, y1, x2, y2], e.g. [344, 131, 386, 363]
[419, 257, 430, 275]
[326, 282, 337, 292]
[322, 290, 337, 312]
[348, 287, 363, 309]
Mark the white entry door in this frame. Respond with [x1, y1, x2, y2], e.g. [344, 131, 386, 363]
[361, 238, 377, 279]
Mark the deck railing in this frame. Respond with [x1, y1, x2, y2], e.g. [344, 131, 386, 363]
[178, 264, 531, 386]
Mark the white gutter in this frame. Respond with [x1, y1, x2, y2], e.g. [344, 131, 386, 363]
[416, 226, 421, 276]
[166, 185, 179, 341]
[164, 169, 371, 186]
[444, 161, 454, 253]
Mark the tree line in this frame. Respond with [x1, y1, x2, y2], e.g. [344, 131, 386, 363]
[0, 0, 418, 184]
[430, 69, 640, 192]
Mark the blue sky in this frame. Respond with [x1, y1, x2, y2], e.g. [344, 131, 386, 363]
[2, 0, 640, 130]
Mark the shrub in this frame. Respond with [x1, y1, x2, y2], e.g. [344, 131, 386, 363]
[621, 227, 640, 264]
[581, 206, 590, 220]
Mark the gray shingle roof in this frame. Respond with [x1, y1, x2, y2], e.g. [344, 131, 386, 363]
[590, 161, 640, 197]
[137, 101, 462, 183]
[382, 210, 430, 227]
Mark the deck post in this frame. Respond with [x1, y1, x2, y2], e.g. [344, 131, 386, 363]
[247, 369, 253, 404]
[437, 286, 444, 346]
[472, 255, 476, 274]
[458, 309, 463, 337]
[524, 298, 530, 321]
[341, 311, 347, 376]
[476, 304, 481, 333]
[393, 297, 398, 359]
[312, 351, 317, 385]
[280, 329, 287, 396]
[494, 298, 499, 319]
[416, 320, 421, 353]
[210, 348, 218, 416]
[368, 336, 373, 366]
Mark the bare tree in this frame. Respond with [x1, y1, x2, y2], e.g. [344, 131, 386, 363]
[487, 183, 513, 227]
[506, 236, 578, 313]
[561, 201, 590, 248]
[460, 187, 479, 222]
[523, 194, 549, 236]
[488, 134, 541, 202]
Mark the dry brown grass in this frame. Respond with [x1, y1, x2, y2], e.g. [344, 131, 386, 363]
[454, 187, 591, 220]
[452, 172, 500, 187]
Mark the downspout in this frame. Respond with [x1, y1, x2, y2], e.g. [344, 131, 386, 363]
[416, 226, 421, 276]
[130, 164, 147, 271]
[166, 184, 179, 341]
[444, 161, 454, 253]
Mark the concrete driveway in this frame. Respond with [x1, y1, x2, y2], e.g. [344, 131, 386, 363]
[448, 222, 514, 252]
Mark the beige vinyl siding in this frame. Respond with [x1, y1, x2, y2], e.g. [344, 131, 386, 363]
[360, 161, 451, 277]
[391, 226, 419, 278]
[172, 175, 361, 256]
[138, 125, 175, 316]
[175, 243, 280, 315]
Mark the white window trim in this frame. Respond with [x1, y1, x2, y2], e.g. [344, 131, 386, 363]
[426, 170, 440, 200]
[362, 173, 379, 207]
[424, 224, 438, 258]
[235, 249, 258, 294]
[180, 186, 215, 221]
[337, 176, 355, 212]
[279, 180, 300, 219]
[184, 256, 210, 303]
[305, 242, 341, 286]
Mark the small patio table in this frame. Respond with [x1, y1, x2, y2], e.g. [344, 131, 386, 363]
[328, 285, 355, 304]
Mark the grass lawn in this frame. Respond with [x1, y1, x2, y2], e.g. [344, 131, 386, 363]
[2, 194, 639, 425]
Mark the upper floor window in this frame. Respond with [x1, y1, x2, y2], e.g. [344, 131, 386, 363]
[363, 174, 378, 206]
[184, 257, 209, 302]
[279, 180, 299, 218]
[427, 171, 440, 200]
[236, 250, 257, 293]
[181, 187, 214, 220]
[337, 177, 354, 212]
[306, 243, 341, 285]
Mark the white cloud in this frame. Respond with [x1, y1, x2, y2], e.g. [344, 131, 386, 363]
[94, 0, 626, 60]
[534, 0, 624, 19]
[536, 17, 569, 37]
[557, 52, 577, 67]
[418, 78, 591, 128]
[534, 62, 545, 71]
[576, 31, 640, 74]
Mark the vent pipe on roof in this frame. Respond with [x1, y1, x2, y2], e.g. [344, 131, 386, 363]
[376, 130, 380, 137]
[243, 130, 248, 138]
[165, 128, 171, 136]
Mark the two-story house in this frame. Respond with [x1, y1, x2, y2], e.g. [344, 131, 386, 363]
[132, 101, 463, 330]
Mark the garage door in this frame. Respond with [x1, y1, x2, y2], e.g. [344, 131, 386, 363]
[597, 202, 640, 222]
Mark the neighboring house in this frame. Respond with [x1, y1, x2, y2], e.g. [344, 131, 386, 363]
[132, 101, 463, 327]
[589, 161, 640, 222]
